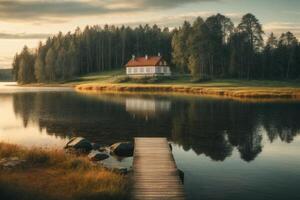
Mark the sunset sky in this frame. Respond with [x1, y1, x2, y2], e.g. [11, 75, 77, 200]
[0, 0, 299, 69]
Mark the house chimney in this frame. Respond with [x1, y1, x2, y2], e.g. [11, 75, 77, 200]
[145, 54, 148, 60]
[132, 55, 135, 60]
[158, 52, 161, 57]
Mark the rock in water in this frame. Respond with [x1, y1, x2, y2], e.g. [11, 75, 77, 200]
[65, 137, 92, 151]
[91, 143, 102, 150]
[169, 143, 173, 151]
[178, 169, 185, 184]
[88, 150, 109, 161]
[110, 142, 134, 157]
[0, 157, 26, 169]
[113, 167, 128, 175]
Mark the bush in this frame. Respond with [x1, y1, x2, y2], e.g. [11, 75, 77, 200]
[25, 149, 51, 165]
[190, 75, 212, 83]
[0, 143, 23, 158]
[111, 76, 131, 83]
[130, 76, 173, 84]
[64, 157, 92, 170]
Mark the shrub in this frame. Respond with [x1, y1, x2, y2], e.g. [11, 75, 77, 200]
[63, 157, 92, 170]
[190, 75, 212, 83]
[25, 149, 51, 165]
[0, 143, 24, 158]
[111, 76, 131, 83]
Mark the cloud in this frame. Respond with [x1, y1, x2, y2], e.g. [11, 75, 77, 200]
[0, 0, 118, 22]
[0, 32, 51, 39]
[0, 56, 12, 69]
[0, 0, 219, 22]
[281, 11, 300, 15]
[118, 12, 242, 28]
[125, 0, 218, 9]
[264, 22, 300, 39]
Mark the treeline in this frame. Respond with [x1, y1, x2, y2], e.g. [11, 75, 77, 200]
[0, 69, 12, 81]
[12, 13, 300, 83]
[172, 13, 300, 79]
[12, 25, 172, 83]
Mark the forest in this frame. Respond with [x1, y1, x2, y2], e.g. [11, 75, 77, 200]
[12, 13, 300, 84]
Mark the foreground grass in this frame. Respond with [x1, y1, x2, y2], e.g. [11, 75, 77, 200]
[0, 143, 129, 200]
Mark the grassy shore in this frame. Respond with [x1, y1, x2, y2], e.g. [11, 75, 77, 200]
[14, 69, 300, 100]
[73, 70, 300, 100]
[0, 143, 130, 200]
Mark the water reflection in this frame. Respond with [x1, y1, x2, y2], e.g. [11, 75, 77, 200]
[8, 92, 300, 162]
[126, 97, 171, 119]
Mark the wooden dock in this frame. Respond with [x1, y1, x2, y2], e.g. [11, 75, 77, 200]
[132, 137, 185, 200]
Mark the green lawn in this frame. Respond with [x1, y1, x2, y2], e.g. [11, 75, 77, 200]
[65, 69, 125, 85]
[68, 69, 300, 88]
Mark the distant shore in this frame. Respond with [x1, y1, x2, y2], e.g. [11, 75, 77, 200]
[71, 70, 300, 100]
[6, 69, 300, 100]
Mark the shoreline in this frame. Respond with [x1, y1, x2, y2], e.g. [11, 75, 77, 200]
[4, 78, 300, 101]
[75, 83, 300, 100]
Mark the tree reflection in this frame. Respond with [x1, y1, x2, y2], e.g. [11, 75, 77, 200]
[12, 92, 300, 162]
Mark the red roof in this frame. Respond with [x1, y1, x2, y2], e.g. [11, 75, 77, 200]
[125, 56, 165, 67]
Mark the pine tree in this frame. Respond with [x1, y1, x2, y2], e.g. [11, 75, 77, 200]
[45, 48, 56, 82]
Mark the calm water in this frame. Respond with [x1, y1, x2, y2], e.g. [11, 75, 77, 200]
[1, 83, 300, 200]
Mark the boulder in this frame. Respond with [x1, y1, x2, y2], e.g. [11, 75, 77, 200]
[110, 142, 134, 157]
[112, 167, 128, 175]
[91, 143, 102, 150]
[65, 137, 92, 151]
[178, 169, 184, 184]
[100, 163, 129, 175]
[99, 146, 110, 153]
[169, 143, 173, 151]
[88, 150, 109, 161]
[0, 157, 26, 169]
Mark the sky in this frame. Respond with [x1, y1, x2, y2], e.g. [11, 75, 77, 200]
[0, 0, 299, 69]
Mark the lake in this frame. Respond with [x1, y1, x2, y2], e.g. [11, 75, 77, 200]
[1, 82, 300, 200]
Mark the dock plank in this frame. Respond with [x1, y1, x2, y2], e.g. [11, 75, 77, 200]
[132, 137, 185, 200]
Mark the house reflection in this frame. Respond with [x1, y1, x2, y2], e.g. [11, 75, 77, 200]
[125, 98, 171, 119]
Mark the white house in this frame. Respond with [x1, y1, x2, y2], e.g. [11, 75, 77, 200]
[125, 54, 171, 76]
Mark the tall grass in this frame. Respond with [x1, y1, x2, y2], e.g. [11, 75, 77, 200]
[76, 79, 300, 100]
[0, 143, 130, 200]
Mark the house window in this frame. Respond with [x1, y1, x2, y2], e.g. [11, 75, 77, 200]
[127, 68, 131, 74]
[140, 68, 144, 73]
[157, 67, 161, 73]
[134, 68, 138, 73]
[146, 68, 150, 73]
